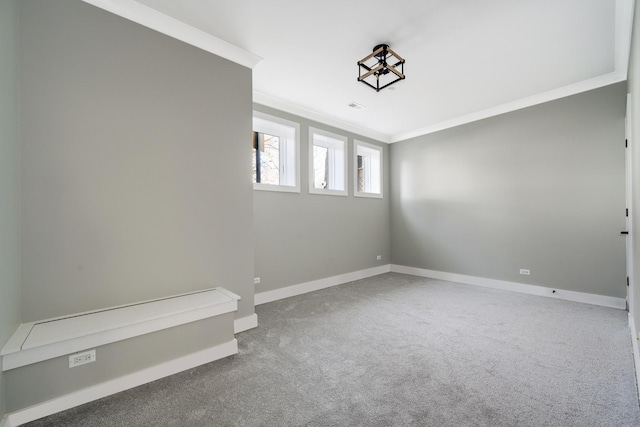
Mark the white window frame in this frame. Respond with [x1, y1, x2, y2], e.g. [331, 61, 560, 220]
[354, 140, 383, 198]
[253, 111, 300, 193]
[308, 127, 348, 196]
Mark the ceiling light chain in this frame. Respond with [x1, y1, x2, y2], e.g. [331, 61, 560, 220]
[357, 44, 405, 92]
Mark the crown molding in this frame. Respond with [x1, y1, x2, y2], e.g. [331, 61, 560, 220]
[82, 0, 635, 144]
[615, 0, 635, 77]
[390, 72, 626, 142]
[81, 0, 262, 69]
[253, 91, 392, 143]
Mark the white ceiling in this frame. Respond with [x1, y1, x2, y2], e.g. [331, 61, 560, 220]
[115, 0, 632, 142]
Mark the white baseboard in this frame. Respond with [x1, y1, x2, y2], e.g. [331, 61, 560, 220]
[234, 314, 258, 333]
[629, 314, 640, 404]
[6, 339, 238, 426]
[255, 265, 391, 305]
[0, 415, 11, 427]
[391, 265, 626, 310]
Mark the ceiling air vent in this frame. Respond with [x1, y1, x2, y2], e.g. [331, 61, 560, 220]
[348, 102, 366, 110]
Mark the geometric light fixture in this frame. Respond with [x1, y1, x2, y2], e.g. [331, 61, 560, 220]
[357, 44, 405, 92]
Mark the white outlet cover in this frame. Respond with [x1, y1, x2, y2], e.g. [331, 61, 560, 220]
[253, 277, 261, 284]
[519, 269, 531, 276]
[69, 349, 96, 368]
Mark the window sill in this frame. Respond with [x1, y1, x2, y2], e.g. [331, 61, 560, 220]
[354, 192, 383, 199]
[253, 183, 300, 193]
[309, 188, 348, 197]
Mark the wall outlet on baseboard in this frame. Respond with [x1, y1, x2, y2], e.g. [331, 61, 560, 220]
[253, 277, 261, 285]
[519, 269, 531, 276]
[69, 349, 96, 368]
[376, 255, 382, 260]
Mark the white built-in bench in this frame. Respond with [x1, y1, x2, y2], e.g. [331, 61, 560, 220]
[1, 287, 240, 425]
[2, 287, 240, 371]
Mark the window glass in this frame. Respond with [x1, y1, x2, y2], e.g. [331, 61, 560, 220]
[252, 112, 300, 193]
[252, 132, 280, 185]
[309, 127, 347, 196]
[354, 140, 382, 198]
[312, 145, 329, 189]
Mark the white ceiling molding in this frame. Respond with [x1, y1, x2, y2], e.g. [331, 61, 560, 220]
[257, 0, 636, 144]
[81, 0, 262, 69]
[615, 0, 636, 76]
[387, 0, 634, 143]
[393, 0, 634, 142]
[83, 0, 635, 145]
[253, 92, 392, 143]
[390, 72, 626, 143]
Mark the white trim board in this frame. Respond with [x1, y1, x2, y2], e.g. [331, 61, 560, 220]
[255, 265, 391, 305]
[615, 0, 635, 75]
[81, 0, 261, 69]
[0, 415, 11, 427]
[391, 72, 625, 142]
[234, 314, 258, 333]
[253, 94, 391, 144]
[630, 314, 640, 405]
[257, 72, 627, 144]
[254, 0, 636, 144]
[391, 265, 626, 310]
[82, 0, 635, 145]
[5, 340, 237, 427]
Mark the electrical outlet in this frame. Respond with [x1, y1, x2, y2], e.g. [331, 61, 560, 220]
[376, 255, 382, 260]
[253, 277, 261, 285]
[519, 269, 531, 276]
[69, 349, 96, 368]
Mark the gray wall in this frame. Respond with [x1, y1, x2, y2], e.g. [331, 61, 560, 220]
[0, 0, 21, 421]
[253, 105, 390, 294]
[629, 2, 640, 330]
[391, 83, 627, 298]
[19, 0, 254, 322]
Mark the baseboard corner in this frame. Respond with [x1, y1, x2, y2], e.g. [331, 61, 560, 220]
[234, 313, 258, 333]
[255, 264, 391, 305]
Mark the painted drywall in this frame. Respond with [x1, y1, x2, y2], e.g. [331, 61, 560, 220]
[0, 0, 21, 421]
[253, 105, 390, 294]
[391, 83, 627, 298]
[629, 1, 640, 331]
[4, 314, 233, 413]
[19, 0, 254, 322]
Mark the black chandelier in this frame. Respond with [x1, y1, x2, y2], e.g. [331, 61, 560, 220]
[357, 44, 405, 92]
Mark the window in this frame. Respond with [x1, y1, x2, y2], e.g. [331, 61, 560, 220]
[309, 127, 347, 196]
[354, 140, 382, 198]
[252, 111, 300, 192]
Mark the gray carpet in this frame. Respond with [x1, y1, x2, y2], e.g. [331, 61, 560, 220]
[26, 273, 640, 426]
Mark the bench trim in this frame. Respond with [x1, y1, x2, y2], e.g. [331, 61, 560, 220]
[2, 288, 239, 371]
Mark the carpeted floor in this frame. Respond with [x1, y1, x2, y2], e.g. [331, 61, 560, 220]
[26, 273, 640, 426]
